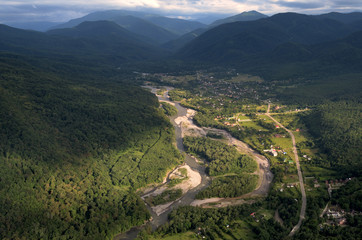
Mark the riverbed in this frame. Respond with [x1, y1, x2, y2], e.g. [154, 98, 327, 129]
[114, 85, 273, 239]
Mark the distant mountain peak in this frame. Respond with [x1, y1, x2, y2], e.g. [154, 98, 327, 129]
[49, 9, 206, 44]
[210, 10, 267, 27]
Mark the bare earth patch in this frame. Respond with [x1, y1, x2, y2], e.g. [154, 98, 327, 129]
[142, 164, 202, 216]
[175, 109, 206, 138]
[191, 198, 223, 207]
[171, 165, 201, 192]
[160, 100, 176, 106]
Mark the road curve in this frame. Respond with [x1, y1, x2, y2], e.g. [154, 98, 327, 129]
[265, 104, 306, 236]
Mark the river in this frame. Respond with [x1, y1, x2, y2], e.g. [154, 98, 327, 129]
[114, 86, 273, 239]
[114, 86, 211, 240]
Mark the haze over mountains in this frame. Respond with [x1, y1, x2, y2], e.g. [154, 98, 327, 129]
[1, 10, 362, 73]
[49, 10, 207, 44]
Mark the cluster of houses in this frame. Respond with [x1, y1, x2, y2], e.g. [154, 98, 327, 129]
[321, 202, 361, 228]
[279, 182, 299, 192]
[264, 145, 287, 157]
[309, 178, 351, 190]
[313, 179, 321, 188]
[326, 208, 347, 226]
[197, 77, 267, 101]
[303, 154, 312, 161]
[325, 178, 352, 187]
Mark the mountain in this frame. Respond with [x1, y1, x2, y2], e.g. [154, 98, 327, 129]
[50, 10, 205, 42]
[88, 15, 177, 44]
[144, 16, 206, 35]
[47, 21, 168, 59]
[51, 13, 178, 44]
[162, 11, 267, 51]
[162, 28, 207, 50]
[311, 30, 362, 68]
[266, 30, 362, 67]
[315, 12, 362, 24]
[2, 21, 62, 32]
[210, 10, 268, 27]
[194, 14, 232, 24]
[0, 24, 56, 54]
[50, 10, 153, 29]
[0, 21, 167, 63]
[177, 12, 359, 62]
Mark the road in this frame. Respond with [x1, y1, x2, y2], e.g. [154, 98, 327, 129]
[266, 103, 306, 237]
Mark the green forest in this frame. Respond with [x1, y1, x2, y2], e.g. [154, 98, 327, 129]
[303, 100, 362, 172]
[148, 203, 287, 240]
[0, 53, 182, 239]
[183, 136, 257, 175]
[196, 174, 258, 199]
[160, 102, 178, 116]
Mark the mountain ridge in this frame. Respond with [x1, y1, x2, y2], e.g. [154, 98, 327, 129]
[50, 9, 206, 40]
[0, 21, 169, 63]
[177, 12, 362, 61]
[210, 10, 268, 27]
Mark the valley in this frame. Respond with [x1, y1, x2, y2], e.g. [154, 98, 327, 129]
[133, 71, 361, 239]
[0, 6, 361, 240]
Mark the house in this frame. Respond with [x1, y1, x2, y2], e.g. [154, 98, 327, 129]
[339, 218, 347, 225]
[264, 149, 278, 157]
[272, 150, 278, 157]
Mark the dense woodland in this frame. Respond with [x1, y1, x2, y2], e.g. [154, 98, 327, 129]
[332, 178, 362, 212]
[303, 100, 362, 172]
[183, 136, 256, 175]
[145, 189, 183, 206]
[149, 203, 287, 240]
[196, 174, 258, 199]
[160, 102, 178, 116]
[0, 53, 182, 239]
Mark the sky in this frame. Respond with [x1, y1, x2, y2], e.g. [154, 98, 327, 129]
[1, 0, 362, 23]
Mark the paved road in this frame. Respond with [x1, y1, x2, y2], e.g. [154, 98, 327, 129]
[266, 104, 306, 237]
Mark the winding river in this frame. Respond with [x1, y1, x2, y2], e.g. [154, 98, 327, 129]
[114, 87, 211, 240]
[114, 86, 273, 239]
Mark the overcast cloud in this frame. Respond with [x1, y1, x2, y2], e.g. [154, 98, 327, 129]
[0, 0, 361, 23]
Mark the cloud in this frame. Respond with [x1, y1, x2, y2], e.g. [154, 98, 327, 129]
[275, 1, 324, 9]
[332, 0, 362, 7]
[0, 0, 361, 23]
[0, 4, 87, 22]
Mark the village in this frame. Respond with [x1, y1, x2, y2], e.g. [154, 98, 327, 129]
[140, 72, 360, 238]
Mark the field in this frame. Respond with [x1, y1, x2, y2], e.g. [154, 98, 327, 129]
[301, 165, 339, 181]
[239, 120, 268, 131]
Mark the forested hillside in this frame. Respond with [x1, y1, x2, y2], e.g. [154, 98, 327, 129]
[0, 23, 167, 64]
[0, 53, 182, 239]
[303, 100, 362, 173]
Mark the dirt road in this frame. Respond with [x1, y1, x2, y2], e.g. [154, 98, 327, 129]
[266, 103, 306, 237]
